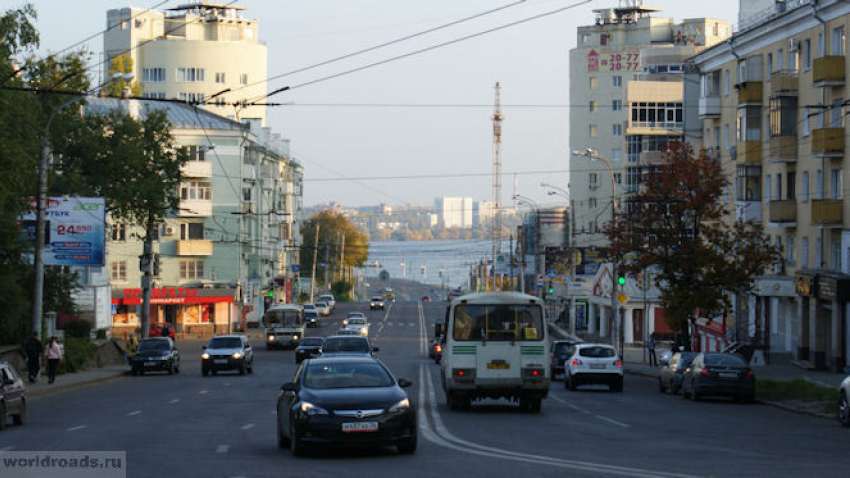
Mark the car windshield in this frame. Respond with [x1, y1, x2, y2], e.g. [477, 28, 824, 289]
[138, 340, 170, 351]
[303, 362, 394, 389]
[348, 313, 365, 318]
[323, 338, 370, 353]
[209, 337, 241, 349]
[578, 346, 616, 358]
[554, 343, 573, 354]
[704, 354, 746, 366]
[347, 318, 366, 325]
[305, 311, 318, 318]
[300, 337, 323, 347]
[263, 308, 303, 327]
[452, 303, 544, 342]
[320, 296, 333, 302]
[371, 297, 383, 301]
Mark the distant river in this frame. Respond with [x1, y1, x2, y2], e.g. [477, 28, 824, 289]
[358, 239, 511, 290]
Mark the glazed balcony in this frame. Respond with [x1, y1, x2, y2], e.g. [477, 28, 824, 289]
[768, 200, 797, 225]
[699, 96, 721, 118]
[638, 150, 667, 166]
[176, 239, 213, 256]
[770, 70, 798, 95]
[737, 141, 762, 164]
[181, 161, 212, 178]
[736, 81, 763, 105]
[811, 128, 844, 158]
[767, 136, 797, 163]
[811, 199, 842, 226]
[812, 56, 845, 87]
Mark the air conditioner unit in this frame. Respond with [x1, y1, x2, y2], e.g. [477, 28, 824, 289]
[164, 226, 175, 236]
[789, 38, 799, 52]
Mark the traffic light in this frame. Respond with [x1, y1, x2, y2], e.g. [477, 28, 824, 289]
[268, 289, 274, 297]
[617, 275, 626, 286]
[152, 254, 161, 277]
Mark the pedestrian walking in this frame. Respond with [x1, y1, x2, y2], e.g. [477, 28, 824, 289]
[25, 331, 43, 383]
[44, 336, 62, 384]
[647, 333, 657, 367]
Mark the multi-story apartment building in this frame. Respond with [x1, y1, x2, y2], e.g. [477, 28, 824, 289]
[691, 0, 850, 371]
[104, 2, 267, 125]
[76, 97, 302, 337]
[569, 1, 729, 251]
[436, 197, 473, 228]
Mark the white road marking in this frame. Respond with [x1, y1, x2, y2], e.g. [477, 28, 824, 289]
[67, 425, 87, 432]
[594, 414, 631, 428]
[216, 444, 229, 454]
[549, 394, 567, 404]
[409, 322, 416, 326]
[271, 410, 277, 415]
[126, 410, 142, 416]
[241, 423, 255, 430]
[199, 390, 208, 394]
[0, 446, 16, 451]
[168, 398, 180, 404]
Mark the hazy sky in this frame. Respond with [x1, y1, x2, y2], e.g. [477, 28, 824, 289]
[21, 0, 739, 208]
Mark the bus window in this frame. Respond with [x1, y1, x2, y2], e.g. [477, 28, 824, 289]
[452, 304, 543, 342]
[264, 309, 303, 328]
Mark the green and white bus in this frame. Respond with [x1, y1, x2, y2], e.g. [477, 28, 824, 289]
[264, 305, 305, 350]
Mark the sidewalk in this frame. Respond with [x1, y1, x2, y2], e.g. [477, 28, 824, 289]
[26, 365, 128, 399]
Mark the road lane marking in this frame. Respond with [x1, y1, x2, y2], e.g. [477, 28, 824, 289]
[199, 390, 208, 394]
[126, 410, 142, 416]
[0, 446, 16, 451]
[67, 425, 87, 432]
[549, 394, 567, 404]
[168, 399, 180, 404]
[594, 414, 630, 428]
[216, 445, 229, 454]
[241, 423, 255, 430]
[271, 410, 277, 415]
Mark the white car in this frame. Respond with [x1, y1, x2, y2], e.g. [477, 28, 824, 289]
[565, 343, 623, 392]
[344, 316, 369, 336]
[315, 301, 331, 316]
[839, 375, 850, 427]
[318, 294, 336, 312]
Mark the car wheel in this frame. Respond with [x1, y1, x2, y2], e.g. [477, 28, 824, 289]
[530, 397, 542, 413]
[167, 362, 174, 375]
[13, 400, 25, 426]
[447, 391, 459, 411]
[839, 392, 850, 427]
[211, 370, 217, 376]
[682, 383, 690, 399]
[612, 377, 623, 392]
[567, 373, 577, 391]
[658, 377, 666, 394]
[692, 387, 701, 402]
[248, 360, 254, 374]
[174, 363, 180, 374]
[267, 345, 273, 351]
[290, 419, 306, 456]
[202, 367, 209, 377]
[239, 362, 246, 375]
[397, 431, 417, 454]
[0, 403, 6, 430]
[138, 369, 145, 376]
[277, 417, 290, 448]
[672, 381, 681, 395]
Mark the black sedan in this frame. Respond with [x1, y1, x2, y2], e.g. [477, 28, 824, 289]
[276, 357, 416, 455]
[305, 311, 320, 328]
[549, 340, 577, 380]
[295, 337, 324, 364]
[681, 353, 755, 402]
[131, 338, 180, 375]
[658, 351, 697, 395]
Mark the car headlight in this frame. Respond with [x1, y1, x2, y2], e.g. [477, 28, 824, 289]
[342, 320, 347, 326]
[292, 335, 299, 340]
[268, 335, 275, 341]
[389, 398, 410, 413]
[300, 401, 329, 416]
[233, 352, 242, 359]
[202, 353, 210, 359]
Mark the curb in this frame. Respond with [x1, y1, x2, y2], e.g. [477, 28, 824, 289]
[28, 370, 129, 399]
[624, 368, 659, 380]
[760, 399, 835, 420]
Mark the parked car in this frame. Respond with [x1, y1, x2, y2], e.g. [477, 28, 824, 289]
[370, 296, 386, 310]
[838, 375, 850, 427]
[565, 343, 623, 392]
[131, 337, 180, 375]
[305, 310, 320, 328]
[321, 335, 378, 357]
[658, 352, 698, 395]
[148, 322, 176, 339]
[277, 356, 416, 455]
[295, 337, 324, 364]
[549, 340, 578, 380]
[0, 361, 26, 430]
[315, 301, 331, 317]
[318, 294, 336, 313]
[202, 335, 254, 376]
[681, 353, 755, 402]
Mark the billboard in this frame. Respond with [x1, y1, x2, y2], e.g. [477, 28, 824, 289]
[20, 197, 106, 266]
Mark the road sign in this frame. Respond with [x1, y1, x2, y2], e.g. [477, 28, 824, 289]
[536, 274, 543, 287]
[617, 293, 629, 304]
[547, 270, 556, 279]
[291, 264, 300, 272]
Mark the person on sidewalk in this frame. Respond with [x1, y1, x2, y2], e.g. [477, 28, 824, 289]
[44, 336, 62, 384]
[648, 334, 657, 367]
[25, 331, 43, 383]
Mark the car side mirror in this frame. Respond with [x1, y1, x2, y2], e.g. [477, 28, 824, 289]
[372, 347, 379, 352]
[281, 382, 297, 392]
[202, 345, 207, 350]
[398, 378, 412, 388]
[1, 379, 13, 387]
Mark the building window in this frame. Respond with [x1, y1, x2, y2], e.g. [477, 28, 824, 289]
[802, 237, 809, 268]
[184, 145, 208, 162]
[724, 124, 730, 150]
[788, 48, 797, 71]
[736, 165, 761, 201]
[611, 148, 622, 162]
[767, 53, 773, 76]
[142, 68, 165, 83]
[240, 73, 248, 85]
[589, 77, 598, 89]
[178, 92, 206, 103]
[589, 124, 598, 137]
[833, 26, 845, 56]
[180, 223, 205, 240]
[614, 173, 622, 184]
[816, 169, 824, 200]
[111, 223, 126, 242]
[786, 236, 795, 266]
[765, 175, 772, 202]
[723, 69, 730, 95]
[588, 173, 598, 188]
[803, 107, 810, 136]
[180, 181, 212, 201]
[243, 185, 253, 203]
[215, 72, 226, 84]
[831, 168, 843, 199]
[832, 99, 844, 128]
[612, 99, 623, 111]
[769, 97, 798, 137]
[612, 124, 622, 136]
[176, 67, 205, 82]
[630, 101, 682, 128]
[612, 76, 622, 87]
[142, 92, 165, 99]
[816, 238, 823, 268]
[777, 49, 784, 71]
[111, 261, 127, 282]
[832, 239, 842, 271]
[803, 39, 811, 70]
[802, 171, 809, 202]
[589, 100, 598, 112]
[713, 126, 720, 149]
[589, 197, 597, 208]
[179, 260, 204, 280]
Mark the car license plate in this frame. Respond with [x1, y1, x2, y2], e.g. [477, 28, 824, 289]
[342, 422, 378, 433]
[590, 363, 606, 369]
[719, 372, 738, 378]
[214, 359, 228, 364]
[145, 361, 157, 367]
[487, 363, 510, 369]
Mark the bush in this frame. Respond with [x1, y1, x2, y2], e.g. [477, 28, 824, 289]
[64, 319, 92, 339]
[95, 328, 107, 340]
[58, 337, 95, 374]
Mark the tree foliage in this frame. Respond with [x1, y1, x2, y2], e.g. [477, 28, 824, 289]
[300, 211, 369, 284]
[604, 143, 778, 339]
[105, 52, 141, 97]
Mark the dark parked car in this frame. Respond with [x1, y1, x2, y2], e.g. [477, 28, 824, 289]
[276, 356, 416, 455]
[0, 362, 26, 429]
[658, 352, 698, 395]
[202, 335, 254, 376]
[131, 337, 180, 375]
[305, 311, 320, 328]
[681, 353, 755, 402]
[321, 336, 378, 357]
[549, 340, 577, 379]
[295, 337, 324, 364]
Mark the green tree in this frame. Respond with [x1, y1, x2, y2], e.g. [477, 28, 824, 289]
[604, 143, 777, 348]
[300, 211, 369, 287]
[105, 52, 140, 97]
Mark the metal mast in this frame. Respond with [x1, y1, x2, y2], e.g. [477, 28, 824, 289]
[491, 82, 503, 291]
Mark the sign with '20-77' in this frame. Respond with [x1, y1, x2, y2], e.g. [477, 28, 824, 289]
[20, 197, 106, 266]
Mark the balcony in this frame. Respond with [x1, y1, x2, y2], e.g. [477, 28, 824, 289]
[737, 141, 762, 164]
[811, 128, 845, 158]
[770, 70, 798, 95]
[181, 161, 212, 178]
[812, 56, 845, 87]
[811, 199, 843, 226]
[736, 81, 763, 105]
[178, 199, 212, 217]
[176, 239, 213, 256]
[767, 136, 797, 163]
[626, 121, 683, 136]
[736, 200, 762, 223]
[768, 200, 797, 226]
[699, 96, 721, 118]
[638, 150, 667, 166]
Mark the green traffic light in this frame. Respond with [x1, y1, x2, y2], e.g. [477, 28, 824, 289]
[618, 276, 626, 285]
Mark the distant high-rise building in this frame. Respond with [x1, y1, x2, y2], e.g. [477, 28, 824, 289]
[474, 200, 498, 226]
[436, 197, 473, 228]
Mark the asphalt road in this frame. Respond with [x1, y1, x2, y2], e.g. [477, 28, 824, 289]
[2, 284, 850, 477]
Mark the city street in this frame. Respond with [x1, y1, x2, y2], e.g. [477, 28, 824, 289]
[2, 292, 849, 477]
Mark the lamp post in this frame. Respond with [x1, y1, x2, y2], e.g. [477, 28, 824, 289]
[31, 72, 134, 337]
[542, 183, 575, 336]
[514, 194, 540, 295]
[572, 148, 621, 354]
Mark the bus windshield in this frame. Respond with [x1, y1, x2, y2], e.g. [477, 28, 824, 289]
[452, 304, 544, 342]
[264, 308, 303, 328]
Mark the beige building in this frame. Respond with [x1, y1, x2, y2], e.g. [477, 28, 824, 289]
[104, 2, 267, 125]
[691, 0, 850, 371]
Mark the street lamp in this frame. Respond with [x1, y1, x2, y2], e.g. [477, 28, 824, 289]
[542, 182, 576, 335]
[514, 194, 541, 294]
[31, 72, 134, 336]
[571, 148, 621, 354]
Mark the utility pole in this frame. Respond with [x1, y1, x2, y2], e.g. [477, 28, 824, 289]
[569, 200, 577, 336]
[139, 213, 156, 338]
[491, 82, 504, 292]
[509, 233, 515, 292]
[310, 223, 320, 303]
[519, 226, 526, 293]
[339, 234, 345, 285]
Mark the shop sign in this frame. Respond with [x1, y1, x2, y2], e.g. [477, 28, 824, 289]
[817, 275, 850, 302]
[19, 196, 106, 265]
[795, 272, 816, 297]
